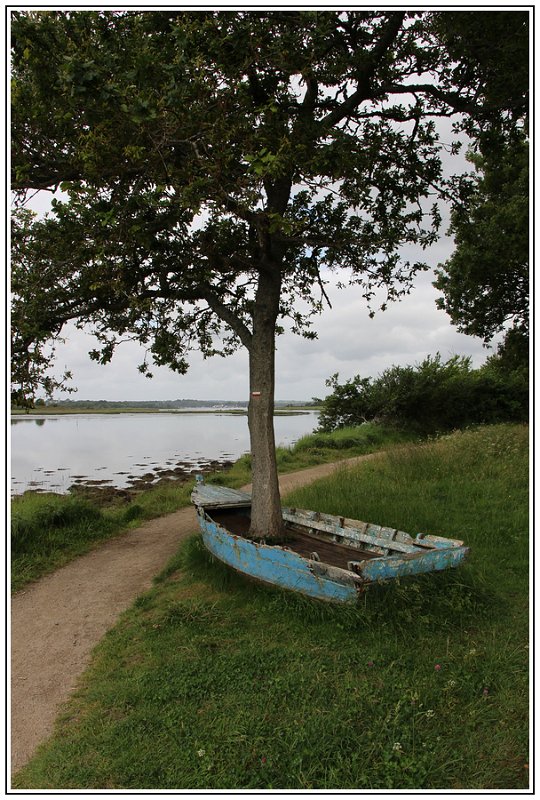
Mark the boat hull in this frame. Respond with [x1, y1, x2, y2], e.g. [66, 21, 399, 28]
[198, 510, 360, 603]
[191, 482, 470, 604]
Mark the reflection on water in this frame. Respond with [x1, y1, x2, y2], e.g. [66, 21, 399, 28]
[11, 412, 318, 495]
[11, 417, 55, 426]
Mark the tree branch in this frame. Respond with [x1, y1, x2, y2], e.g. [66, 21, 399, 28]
[377, 83, 481, 116]
[246, 64, 268, 108]
[173, 136, 257, 223]
[202, 289, 253, 350]
[320, 11, 406, 129]
[301, 74, 319, 113]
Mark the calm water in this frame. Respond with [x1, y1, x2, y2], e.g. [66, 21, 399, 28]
[10, 411, 319, 495]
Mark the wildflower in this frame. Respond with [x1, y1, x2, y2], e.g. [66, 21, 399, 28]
[367, 660, 374, 667]
[434, 663, 442, 671]
[261, 757, 267, 764]
[197, 749, 205, 758]
[392, 742, 403, 753]
[482, 687, 489, 697]
[426, 709, 435, 718]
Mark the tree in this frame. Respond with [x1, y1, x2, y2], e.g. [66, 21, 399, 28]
[11, 208, 76, 408]
[318, 354, 528, 434]
[432, 10, 529, 369]
[11, 10, 528, 537]
[434, 132, 529, 356]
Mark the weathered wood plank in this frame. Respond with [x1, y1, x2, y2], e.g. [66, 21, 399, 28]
[281, 509, 425, 555]
[191, 483, 251, 509]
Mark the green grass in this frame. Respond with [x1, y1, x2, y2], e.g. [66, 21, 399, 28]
[206, 423, 416, 488]
[13, 424, 529, 789]
[10, 482, 196, 593]
[12, 423, 410, 591]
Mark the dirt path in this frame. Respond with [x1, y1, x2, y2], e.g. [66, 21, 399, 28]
[11, 455, 375, 775]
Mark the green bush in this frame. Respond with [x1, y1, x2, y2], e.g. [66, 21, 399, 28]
[319, 354, 528, 434]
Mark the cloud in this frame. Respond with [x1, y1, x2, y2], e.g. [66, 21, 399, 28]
[49, 327, 250, 401]
[272, 265, 496, 400]
[44, 253, 497, 403]
[22, 133, 490, 403]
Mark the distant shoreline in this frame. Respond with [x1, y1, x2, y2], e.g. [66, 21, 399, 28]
[11, 407, 319, 416]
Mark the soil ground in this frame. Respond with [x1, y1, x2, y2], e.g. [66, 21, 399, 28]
[11, 455, 376, 776]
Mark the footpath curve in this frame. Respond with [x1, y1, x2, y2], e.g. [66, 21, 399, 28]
[11, 454, 376, 775]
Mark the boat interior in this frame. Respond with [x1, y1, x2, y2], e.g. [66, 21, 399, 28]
[208, 507, 382, 571]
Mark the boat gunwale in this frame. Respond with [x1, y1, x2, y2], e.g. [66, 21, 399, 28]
[196, 504, 468, 582]
[196, 506, 364, 591]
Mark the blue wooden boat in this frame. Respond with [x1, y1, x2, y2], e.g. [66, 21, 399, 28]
[191, 478, 470, 604]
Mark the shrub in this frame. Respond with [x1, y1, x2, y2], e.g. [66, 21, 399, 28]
[319, 354, 528, 433]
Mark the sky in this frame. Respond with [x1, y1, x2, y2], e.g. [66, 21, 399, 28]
[15, 78, 500, 405]
[33, 226, 496, 403]
[23, 173, 499, 404]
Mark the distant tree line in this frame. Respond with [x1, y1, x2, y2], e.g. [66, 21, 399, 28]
[22, 399, 246, 409]
[16, 398, 316, 410]
[318, 350, 528, 434]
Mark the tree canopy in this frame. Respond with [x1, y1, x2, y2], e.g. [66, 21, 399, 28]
[318, 353, 528, 434]
[433, 10, 529, 367]
[11, 10, 529, 535]
[434, 132, 529, 352]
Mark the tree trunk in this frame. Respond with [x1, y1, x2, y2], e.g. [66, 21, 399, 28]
[248, 264, 283, 540]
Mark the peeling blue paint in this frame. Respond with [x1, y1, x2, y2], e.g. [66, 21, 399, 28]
[198, 512, 359, 603]
[192, 482, 470, 604]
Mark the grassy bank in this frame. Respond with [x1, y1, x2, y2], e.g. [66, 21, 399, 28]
[13, 424, 529, 789]
[207, 423, 415, 488]
[11, 423, 411, 592]
[10, 483, 196, 594]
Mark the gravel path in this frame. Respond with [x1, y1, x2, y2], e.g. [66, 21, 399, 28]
[11, 455, 376, 775]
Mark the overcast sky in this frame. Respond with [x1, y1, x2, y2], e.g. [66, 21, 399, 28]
[19, 109, 498, 404]
[37, 241, 495, 403]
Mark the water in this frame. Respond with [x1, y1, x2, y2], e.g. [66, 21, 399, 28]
[10, 411, 319, 495]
